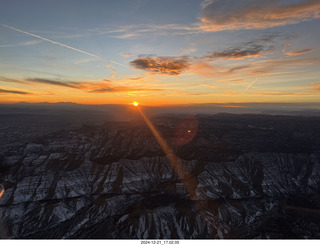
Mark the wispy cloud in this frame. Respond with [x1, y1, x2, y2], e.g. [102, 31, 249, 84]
[206, 33, 294, 60]
[90, 23, 202, 39]
[188, 61, 218, 77]
[73, 58, 95, 65]
[218, 78, 245, 83]
[0, 77, 28, 84]
[249, 57, 320, 75]
[286, 48, 312, 56]
[191, 63, 251, 77]
[129, 77, 144, 81]
[121, 54, 133, 57]
[227, 65, 251, 74]
[179, 48, 197, 55]
[1, 76, 163, 94]
[251, 91, 319, 96]
[0, 40, 41, 48]
[88, 86, 162, 94]
[198, 0, 320, 31]
[282, 43, 292, 53]
[26, 78, 84, 89]
[207, 44, 272, 60]
[0, 88, 32, 95]
[105, 64, 117, 80]
[311, 81, 320, 90]
[97, 1, 320, 37]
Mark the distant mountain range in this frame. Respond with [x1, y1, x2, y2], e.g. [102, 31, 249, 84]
[1, 101, 320, 117]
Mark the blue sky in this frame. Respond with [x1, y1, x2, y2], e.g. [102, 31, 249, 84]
[0, 0, 320, 105]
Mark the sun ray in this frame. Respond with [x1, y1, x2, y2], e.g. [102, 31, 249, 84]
[136, 106, 215, 233]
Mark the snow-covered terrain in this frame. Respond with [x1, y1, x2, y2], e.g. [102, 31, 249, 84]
[1, 114, 320, 238]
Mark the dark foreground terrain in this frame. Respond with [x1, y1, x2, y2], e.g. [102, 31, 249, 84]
[1, 112, 320, 239]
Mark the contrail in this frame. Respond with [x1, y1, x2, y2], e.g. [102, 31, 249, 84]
[2, 24, 128, 68]
[242, 78, 257, 93]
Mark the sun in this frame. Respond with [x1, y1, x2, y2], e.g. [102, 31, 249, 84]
[132, 101, 139, 107]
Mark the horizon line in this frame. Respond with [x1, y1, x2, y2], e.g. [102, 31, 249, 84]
[1, 101, 320, 107]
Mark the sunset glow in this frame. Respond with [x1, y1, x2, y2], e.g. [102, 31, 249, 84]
[0, 1, 319, 106]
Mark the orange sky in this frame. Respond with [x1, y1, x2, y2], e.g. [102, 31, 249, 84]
[1, 0, 320, 106]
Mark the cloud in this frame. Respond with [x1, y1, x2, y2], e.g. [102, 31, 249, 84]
[227, 65, 251, 73]
[130, 56, 190, 75]
[191, 53, 320, 78]
[122, 31, 314, 78]
[89, 86, 162, 93]
[248, 70, 270, 75]
[1, 76, 83, 88]
[282, 43, 292, 53]
[91, 23, 202, 40]
[208, 44, 271, 60]
[1, 76, 163, 94]
[179, 47, 197, 55]
[190, 63, 251, 77]
[26, 78, 84, 89]
[0, 77, 28, 84]
[129, 77, 144, 80]
[206, 33, 293, 60]
[0, 40, 42, 48]
[251, 91, 318, 96]
[121, 54, 133, 57]
[311, 81, 320, 90]
[0, 88, 32, 95]
[255, 56, 320, 71]
[201, 0, 214, 9]
[286, 48, 312, 56]
[218, 78, 245, 83]
[188, 61, 221, 77]
[73, 58, 95, 64]
[113, 33, 141, 39]
[198, 0, 320, 31]
[45, 91, 56, 95]
[105, 64, 117, 80]
[130, 53, 253, 77]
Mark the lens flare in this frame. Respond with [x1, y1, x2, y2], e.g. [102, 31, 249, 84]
[135, 106, 214, 233]
[0, 185, 4, 200]
[173, 115, 198, 146]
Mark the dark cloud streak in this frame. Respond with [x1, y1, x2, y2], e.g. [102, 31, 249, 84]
[0, 76, 163, 94]
[206, 33, 293, 60]
[27, 78, 84, 89]
[89, 87, 163, 94]
[208, 44, 267, 59]
[286, 48, 312, 56]
[0, 88, 32, 95]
